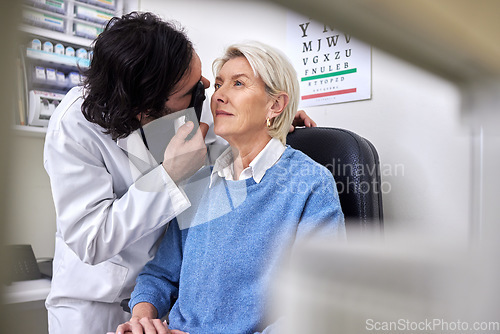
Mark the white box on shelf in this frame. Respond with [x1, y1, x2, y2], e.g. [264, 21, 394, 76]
[26, 0, 66, 15]
[75, 4, 114, 24]
[73, 21, 103, 39]
[28, 90, 65, 127]
[23, 8, 65, 32]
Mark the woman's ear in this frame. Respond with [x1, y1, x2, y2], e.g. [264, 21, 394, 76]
[268, 93, 289, 119]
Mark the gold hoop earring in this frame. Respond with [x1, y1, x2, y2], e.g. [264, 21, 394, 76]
[266, 118, 271, 128]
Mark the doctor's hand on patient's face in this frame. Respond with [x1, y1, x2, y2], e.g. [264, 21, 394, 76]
[162, 121, 209, 184]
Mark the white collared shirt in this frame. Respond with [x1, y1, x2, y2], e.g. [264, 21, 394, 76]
[210, 138, 286, 187]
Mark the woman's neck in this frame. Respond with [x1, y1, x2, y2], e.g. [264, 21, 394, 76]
[229, 135, 272, 180]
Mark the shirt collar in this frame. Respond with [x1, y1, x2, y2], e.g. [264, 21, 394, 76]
[210, 137, 286, 187]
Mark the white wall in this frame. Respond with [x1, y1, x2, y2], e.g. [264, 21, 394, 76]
[5, 134, 53, 334]
[141, 0, 471, 240]
[6, 0, 472, 258]
[6, 134, 56, 258]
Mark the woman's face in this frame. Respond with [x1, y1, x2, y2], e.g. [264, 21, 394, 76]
[211, 57, 273, 143]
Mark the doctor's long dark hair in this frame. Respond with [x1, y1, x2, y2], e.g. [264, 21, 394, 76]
[81, 12, 193, 140]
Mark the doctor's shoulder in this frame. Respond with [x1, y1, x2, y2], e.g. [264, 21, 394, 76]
[46, 86, 86, 135]
[50, 87, 117, 138]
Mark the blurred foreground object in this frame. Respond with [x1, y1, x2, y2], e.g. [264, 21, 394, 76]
[275, 233, 500, 334]
[271, 0, 500, 246]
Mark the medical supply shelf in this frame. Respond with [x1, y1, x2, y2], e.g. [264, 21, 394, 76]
[14, 0, 129, 134]
[16, 32, 90, 129]
[20, 24, 93, 49]
[26, 48, 90, 69]
[22, 0, 120, 39]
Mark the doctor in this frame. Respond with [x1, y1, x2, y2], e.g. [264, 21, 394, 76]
[43, 12, 315, 334]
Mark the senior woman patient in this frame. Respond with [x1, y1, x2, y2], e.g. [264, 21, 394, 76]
[114, 41, 345, 334]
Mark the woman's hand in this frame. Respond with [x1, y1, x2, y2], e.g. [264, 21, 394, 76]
[109, 302, 189, 334]
[110, 317, 189, 334]
[114, 316, 166, 334]
[289, 109, 317, 132]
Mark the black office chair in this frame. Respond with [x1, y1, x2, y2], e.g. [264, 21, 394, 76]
[287, 127, 384, 233]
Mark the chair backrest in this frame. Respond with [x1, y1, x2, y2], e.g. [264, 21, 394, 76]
[287, 127, 384, 233]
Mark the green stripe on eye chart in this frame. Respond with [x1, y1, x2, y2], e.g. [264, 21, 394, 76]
[301, 68, 357, 81]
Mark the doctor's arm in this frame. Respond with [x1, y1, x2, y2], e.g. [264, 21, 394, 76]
[43, 123, 207, 265]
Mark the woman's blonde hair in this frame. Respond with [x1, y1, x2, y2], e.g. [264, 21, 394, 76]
[212, 41, 299, 145]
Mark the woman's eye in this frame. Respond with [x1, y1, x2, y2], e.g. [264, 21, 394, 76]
[234, 80, 242, 87]
[214, 83, 221, 90]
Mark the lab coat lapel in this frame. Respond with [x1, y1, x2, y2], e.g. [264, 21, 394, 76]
[116, 130, 159, 179]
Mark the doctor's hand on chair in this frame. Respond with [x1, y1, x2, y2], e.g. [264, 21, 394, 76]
[109, 316, 189, 334]
[289, 109, 317, 133]
[162, 121, 209, 185]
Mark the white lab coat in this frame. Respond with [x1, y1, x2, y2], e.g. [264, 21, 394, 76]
[43, 86, 222, 333]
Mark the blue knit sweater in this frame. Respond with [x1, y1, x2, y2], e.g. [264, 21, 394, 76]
[129, 147, 345, 334]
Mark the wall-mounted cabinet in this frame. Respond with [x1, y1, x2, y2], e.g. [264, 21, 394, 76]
[14, 0, 134, 136]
